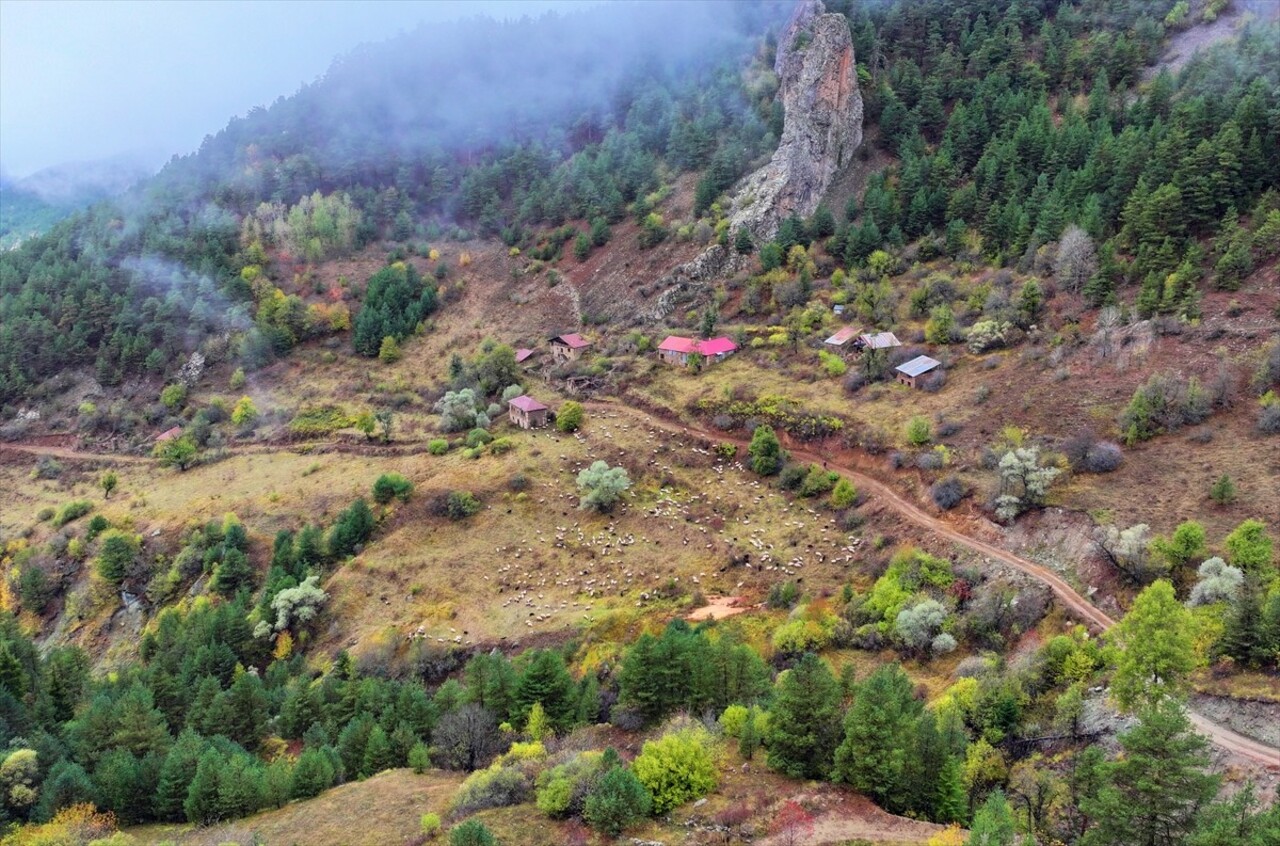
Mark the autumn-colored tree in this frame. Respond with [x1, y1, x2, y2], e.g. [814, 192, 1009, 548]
[772, 800, 815, 846]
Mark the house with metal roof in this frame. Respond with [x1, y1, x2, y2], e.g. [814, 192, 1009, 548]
[656, 336, 738, 367]
[514, 348, 536, 364]
[895, 354, 941, 389]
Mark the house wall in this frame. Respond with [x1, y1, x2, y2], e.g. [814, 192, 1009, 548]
[658, 349, 688, 366]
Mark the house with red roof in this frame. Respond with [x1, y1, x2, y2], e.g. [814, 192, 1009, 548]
[656, 336, 738, 367]
[155, 426, 183, 443]
[508, 395, 549, 429]
[514, 348, 536, 364]
[550, 333, 590, 363]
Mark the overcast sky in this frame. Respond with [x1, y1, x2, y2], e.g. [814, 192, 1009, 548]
[0, 0, 592, 179]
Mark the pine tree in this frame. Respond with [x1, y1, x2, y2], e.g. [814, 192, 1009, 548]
[833, 664, 923, 813]
[748, 425, 784, 476]
[183, 749, 224, 824]
[361, 725, 393, 777]
[290, 747, 336, 799]
[515, 649, 577, 732]
[735, 226, 754, 255]
[1082, 698, 1218, 846]
[155, 729, 205, 821]
[766, 653, 843, 780]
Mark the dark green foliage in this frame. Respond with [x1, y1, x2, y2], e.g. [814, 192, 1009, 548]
[95, 529, 139, 585]
[515, 649, 578, 732]
[1082, 699, 1219, 846]
[618, 621, 768, 727]
[584, 764, 652, 836]
[328, 498, 375, 558]
[833, 664, 923, 814]
[353, 263, 437, 357]
[766, 653, 843, 780]
[449, 819, 498, 846]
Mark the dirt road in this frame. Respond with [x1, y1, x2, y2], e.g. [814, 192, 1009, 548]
[588, 401, 1280, 767]
[6, 414, 1278, 766]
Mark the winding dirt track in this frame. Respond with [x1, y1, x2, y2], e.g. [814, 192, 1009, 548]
[586, 401, 1280, 767]
[4, 413, 1278, 766]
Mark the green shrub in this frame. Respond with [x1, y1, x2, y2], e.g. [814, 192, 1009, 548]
[420, 812, 441, 837]
[372, 473, 414, 504]
[830, 478, 857, 509]
[488, 437, 514, 455]
[905, 416, 932, 447]
[584, 765, 652, 836]
[428, 438, 449, 455]
[52, 500, 93, 528]
[86, 514, 110, 540]
[160, 383, 187, 410]
[441, 491, 481, 520]
[448, 819, 497, 846]
[631, 727, 718, 814]
[556, 401, 584, 433]
[465, 428, 493, 448]
[799, 465, 838, 497]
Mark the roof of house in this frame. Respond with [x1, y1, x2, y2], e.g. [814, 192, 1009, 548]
[825, 326, 859, 346]
[658, 336, 700, 354]
[861, 331, 902, 349]
[508, 395, 549, 413]
[514, 348, 535, 363]
[697, 337, 738, 356]
[895, 355, 941, 377]
[155, 426, 183, 442]
[552, 333, 590, 349]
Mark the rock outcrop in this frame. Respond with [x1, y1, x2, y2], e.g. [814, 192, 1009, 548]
[729, 0, 863, 240]
[646, 0, 862, 321]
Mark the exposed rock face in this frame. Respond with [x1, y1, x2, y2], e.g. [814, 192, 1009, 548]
[646, 0, 862, 322]
[730, 0, 863, 239]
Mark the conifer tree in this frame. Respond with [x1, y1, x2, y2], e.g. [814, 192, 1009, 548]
[766, 653, 843, 780]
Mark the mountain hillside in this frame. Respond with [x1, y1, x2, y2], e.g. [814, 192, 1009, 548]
[1, 2, 1278, 845]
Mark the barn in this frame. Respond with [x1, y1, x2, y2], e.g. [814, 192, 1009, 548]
[550, 333, 590, 362]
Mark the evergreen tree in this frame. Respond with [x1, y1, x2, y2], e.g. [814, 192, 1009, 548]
[766, 653, 843, 780]
[291, 747, 336, 799]
[833, 664, 922, 814]
[183, 748, 224, 824]
[155, 729, 205, 821]
[583, 763, 652, 837]
[1082, 698, 1218, 846]
[361, 724, 394, 777]
[515, 649, 577, 732]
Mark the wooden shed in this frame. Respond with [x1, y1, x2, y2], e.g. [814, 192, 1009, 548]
[508, 395, 549, 429]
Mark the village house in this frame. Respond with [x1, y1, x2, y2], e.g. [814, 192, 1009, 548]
[549, 333, 590, 363]
[507, 395, 549, 429]
[514, 348, 536, 364]
[656, 336, 739, 367]
[895, 354, 941, 389]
